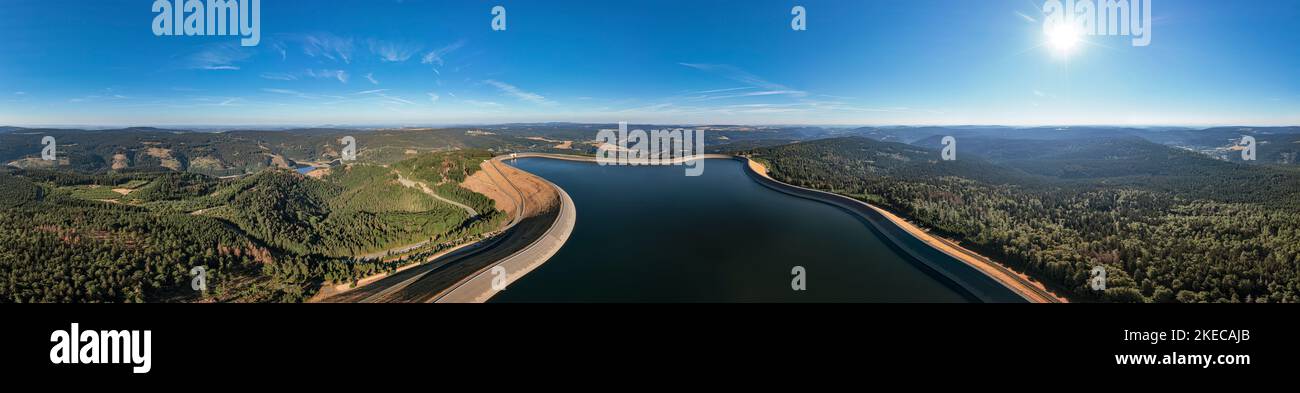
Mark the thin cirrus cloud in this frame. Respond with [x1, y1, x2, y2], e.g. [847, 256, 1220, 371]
[368, 39, 422, 63]
[261, 88, 345, 101]
[186, 43, 253, 70]
[654, 63, 892, 118]
[295, 32, 356, 63]
[171, 35, 888, 121]
[1014, 10, 1038, 23]
[421, 39, 466, 67]
[260, 69, 350, 83]
[484, 79, 554, 105]
[306, 69, 349, 83]
[274, 33, 466, 67]
[259, 72, 298, 81]
[248, 35, 466, 91]
[677, 63, 808, 99]
[68, 95, 124, 103]
[685, 89, 807, 102]
[462, 99, 503, 108]
[356, 89, 415, 106]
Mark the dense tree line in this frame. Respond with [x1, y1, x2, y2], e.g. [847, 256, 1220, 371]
[130, 172, 220, 201]
[0, 176, 291, 302]
[749, 137, 1300, 303]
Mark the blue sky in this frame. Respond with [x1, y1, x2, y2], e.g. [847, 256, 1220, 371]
[0, 0, 1297, 127]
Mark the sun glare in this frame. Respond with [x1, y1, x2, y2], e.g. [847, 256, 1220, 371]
[1046, 22, 1082, 58]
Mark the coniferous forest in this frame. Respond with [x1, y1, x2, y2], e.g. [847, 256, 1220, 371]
[747, 136, 1300, 303]
[0, 150, 503, 303]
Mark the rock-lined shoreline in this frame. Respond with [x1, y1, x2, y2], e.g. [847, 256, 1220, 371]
[740, 157, 1065, 303]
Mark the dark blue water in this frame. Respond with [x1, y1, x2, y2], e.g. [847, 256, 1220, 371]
[491, 158, 1015, 302]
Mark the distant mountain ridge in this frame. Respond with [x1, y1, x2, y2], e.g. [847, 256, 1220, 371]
[3, 124, 1298, 175]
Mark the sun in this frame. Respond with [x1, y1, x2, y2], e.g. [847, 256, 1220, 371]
[1046, 21, 1082, 58]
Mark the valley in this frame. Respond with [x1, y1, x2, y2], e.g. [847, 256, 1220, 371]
[2, 124, 1298, 302]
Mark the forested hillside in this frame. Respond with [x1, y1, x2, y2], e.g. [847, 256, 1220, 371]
[0, 150, 504, 303]
[748, 137, 1300, 303]
[206, 166, 478, 257]
[0, 172, 295, 302]
[0, 127, 542, 175]
[392, 149, 500, 213]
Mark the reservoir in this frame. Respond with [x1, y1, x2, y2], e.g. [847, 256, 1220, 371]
[492, 158, 1025, 302]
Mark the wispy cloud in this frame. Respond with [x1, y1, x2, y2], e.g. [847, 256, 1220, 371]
[1014, 10, 1038, 23]
[369, 39, 422, 63]
[305, 69, 349, 83]
[421, 39, 466, 67]
[685, 89, 807, 102]
[68, 94, 129, 103]
[356, 89, 414, 105]
[463, 99, 502, 108]
[683, 87, 757, 95]
[428, 92, 440, 103]
[260, 69, 349, 83]
[296, 33, 355, 63]
[382, 96, 415, 105]
[187, 96, 245, 107]
[262, 88, 304, 95]
[364, 73, 379, 85]
[272, 42, 288, 60]
[260, 72, 298, 81]
[186, 43, 253, 70]
[484, 79, 554, 105]
[677, 63, 807, 98]
[261, 88, 343, 100]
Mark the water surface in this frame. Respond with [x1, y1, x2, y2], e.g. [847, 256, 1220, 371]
[493, 158, 1020, 302]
